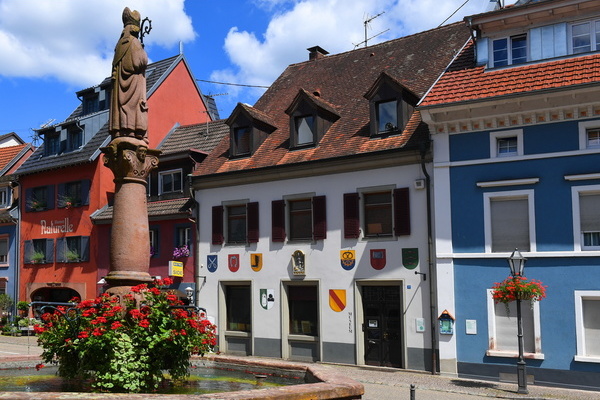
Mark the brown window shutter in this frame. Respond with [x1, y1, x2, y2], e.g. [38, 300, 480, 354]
[394, 187, 410, 236]
[212, 205, 224, 245]
[343, 192, 360, 238]
[271, 200, 286, 242]
[247, 202, 259, 243]
[312, 195, 327, 240]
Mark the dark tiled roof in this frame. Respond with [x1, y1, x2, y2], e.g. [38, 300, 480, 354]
[194, 22, 470, 176]
[420, 41, 600, 107]
[17, 123, 109, 176]
[159, 120, 229, 157]
[91, 197, 194, 223]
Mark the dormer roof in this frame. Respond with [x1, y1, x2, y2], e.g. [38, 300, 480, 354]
[285, 89, 340, 120]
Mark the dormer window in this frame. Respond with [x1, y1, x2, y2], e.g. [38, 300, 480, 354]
[286, 89, 339, 149]
[571, 20, 600, 54]
[492, 34, 527, 67]
[226, 103, 277, 159]
[45, 133, 61, 156]
[233, 126, 251, 156]
[376, 100, 398, 133]
[67, 125, 83, 151]
[365, 72, 417, 137]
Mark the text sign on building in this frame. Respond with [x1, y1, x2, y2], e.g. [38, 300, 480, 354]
[169, 261, 184, 277]
[40, 218, 74, 235]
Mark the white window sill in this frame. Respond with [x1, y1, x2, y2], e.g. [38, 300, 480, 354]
[574, 355, 600, 363]
[224, 330, 251, 338]
[486, 350, 544, 360]
[288, 334, 319, 342]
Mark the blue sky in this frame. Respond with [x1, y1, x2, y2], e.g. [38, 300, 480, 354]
[0, 0, 509, 143]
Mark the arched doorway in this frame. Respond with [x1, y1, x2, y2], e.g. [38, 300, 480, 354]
[30, 287, 81, 304]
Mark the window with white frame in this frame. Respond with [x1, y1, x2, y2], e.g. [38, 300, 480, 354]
[574, 291, 600, 362]
[0, 187, 9, 208]
[578, 120, 600, 150]
[492, 35, 527, 67]
[158, 169, 183, 194]
[572, 186, 600, 251]
[490, 129, 523, 158]
[484, 190, 535, 253]
[486, 289, 543, 358]
[570, 19, 600, 54]
[0, 235, 8, 264]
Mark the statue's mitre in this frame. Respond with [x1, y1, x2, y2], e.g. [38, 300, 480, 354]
[122, 7, 141, 27]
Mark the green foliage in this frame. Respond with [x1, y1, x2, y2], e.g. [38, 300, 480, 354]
[35, 279, 217, 393]
[17, 301, 30, 311]
[0, 293, 12, 312]
[65, 248, 80, 262]
[31, 251, 45, 263]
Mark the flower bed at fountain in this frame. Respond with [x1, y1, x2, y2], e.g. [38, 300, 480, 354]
[34, 278, 217, 393]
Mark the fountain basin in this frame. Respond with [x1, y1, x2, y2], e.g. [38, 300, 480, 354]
[0, 354, 364, 399]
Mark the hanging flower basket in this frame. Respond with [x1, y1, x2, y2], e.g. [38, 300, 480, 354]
[491, 275, 547, 311]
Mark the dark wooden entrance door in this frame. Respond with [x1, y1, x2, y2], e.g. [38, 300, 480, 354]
[362, 285, 403, 367]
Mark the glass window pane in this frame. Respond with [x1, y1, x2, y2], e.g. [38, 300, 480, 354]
[587, 129, 600, 148]
[296, 116, 314, 145]
[289, 199, 312, 240]
[289, 285, 318, 336]
[572, 22, 591, 54]
[227, 205, 247, 243]
[580, 192, 600, 234]
[493, 38, 508, 67]
[377, 101, 398, 133]
[173, 172, 182, 191]
[162, 174, 172, 193]
[0, 238, 8, 263]
[234, 127, 250, 155]
[491, 197, 530, 252]
[497, 137, 518, 156]
[364, 192, 392, 236]
[226, 286, 251, 332]
[511, 35, 527, 64]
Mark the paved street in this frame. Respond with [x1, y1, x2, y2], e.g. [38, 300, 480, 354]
[1, 335, 600, 399]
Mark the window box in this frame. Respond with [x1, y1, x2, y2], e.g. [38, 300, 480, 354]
[24, 239, 54, 264]
[56, 237, 89, 263]
[25, 185, 54, 212]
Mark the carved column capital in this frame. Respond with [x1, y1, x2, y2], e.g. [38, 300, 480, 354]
[101, 137, 160, 183]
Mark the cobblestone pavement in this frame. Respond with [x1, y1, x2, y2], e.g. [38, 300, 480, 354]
[2, 335, 599, 399]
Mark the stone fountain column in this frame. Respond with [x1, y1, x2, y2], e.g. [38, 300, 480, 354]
[101, 7, 159, 294]
[101, 137, 159, 289]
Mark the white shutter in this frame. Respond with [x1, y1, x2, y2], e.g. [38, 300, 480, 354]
[494, 302, 535, 353]
[583, 299, 600, 356]
[491, 198, 530, 252]
[580, 193, 600, 232]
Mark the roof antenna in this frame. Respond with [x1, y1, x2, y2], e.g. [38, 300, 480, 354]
[353, 11, 389, 48]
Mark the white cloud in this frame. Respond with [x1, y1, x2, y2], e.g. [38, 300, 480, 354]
[0, 0, 194, 87]
[213, 0, 497, 95]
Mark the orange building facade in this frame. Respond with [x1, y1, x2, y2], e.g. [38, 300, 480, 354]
[17, 55, 216, 304]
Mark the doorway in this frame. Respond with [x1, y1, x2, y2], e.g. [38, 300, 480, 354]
[362, 285, 403, 367]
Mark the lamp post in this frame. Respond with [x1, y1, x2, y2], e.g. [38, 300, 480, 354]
[507, 248, 528, 394]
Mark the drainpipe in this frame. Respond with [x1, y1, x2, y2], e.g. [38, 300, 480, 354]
[420, 141, 438, 375]
[187, 173, 201, 308]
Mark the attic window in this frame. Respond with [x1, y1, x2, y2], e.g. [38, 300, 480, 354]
[232, 126, 251, 156]
[295, 115, 315, 146]
[44, 133, 61, 156]
[376, 100, 398, 133]
[492, 35, 527, 67]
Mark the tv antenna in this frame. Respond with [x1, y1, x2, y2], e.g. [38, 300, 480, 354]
[354, 11, 389, 48]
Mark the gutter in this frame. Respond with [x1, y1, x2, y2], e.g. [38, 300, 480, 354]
[420, 141, 437, 375]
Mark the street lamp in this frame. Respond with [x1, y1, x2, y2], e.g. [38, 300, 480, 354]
[507, 248, 528, 394]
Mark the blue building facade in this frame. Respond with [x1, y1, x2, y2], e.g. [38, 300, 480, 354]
[420, 0, 600, 389]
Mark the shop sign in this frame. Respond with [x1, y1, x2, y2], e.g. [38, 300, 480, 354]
[41, 218, 74, 235]
[168, 261, 184, 277]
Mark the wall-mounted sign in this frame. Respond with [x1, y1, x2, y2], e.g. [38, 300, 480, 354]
[260, 288, 274, 310]
[402, 248, 419, 270]
[207, 255, 218, 273]
[329, 289, 346, 312]
[292, 250, 305, 275]
[370, 249, 386, 270]
[40, 218, 74, 235]
[228, 254, 239, 272]
[340, 250, 355, 271]
[439, 309, 455, 335]
[168, 261, 184, 277]
[250, 253, 262, 272]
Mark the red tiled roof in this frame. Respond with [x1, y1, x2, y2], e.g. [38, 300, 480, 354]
[194, 23, 470, 176]
[421, 41, 600, 107]
[0, 144, 27, 172]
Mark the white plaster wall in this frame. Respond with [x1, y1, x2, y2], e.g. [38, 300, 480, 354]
[195, 163, 432, 352]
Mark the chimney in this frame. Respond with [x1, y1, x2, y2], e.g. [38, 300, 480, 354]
[307, 46, 329, 61]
